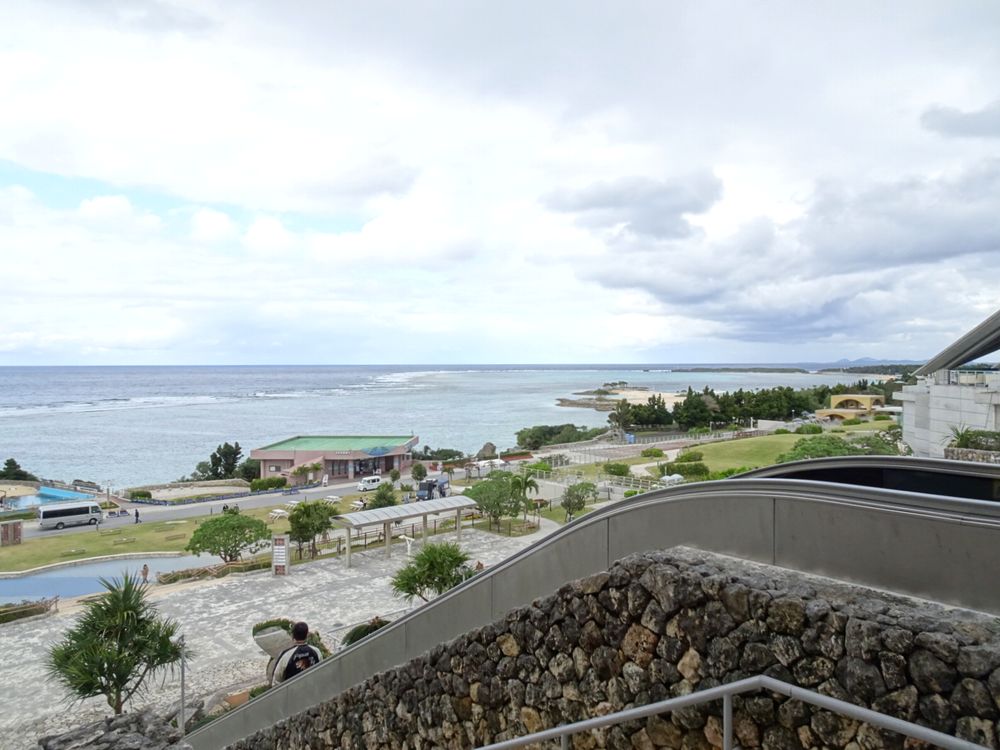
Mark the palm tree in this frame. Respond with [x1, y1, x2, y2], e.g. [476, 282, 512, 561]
[510, 474, 540, 521]
[47, 573, 185, 714]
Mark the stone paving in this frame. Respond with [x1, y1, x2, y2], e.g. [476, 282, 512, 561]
[0, 521, 557, 750]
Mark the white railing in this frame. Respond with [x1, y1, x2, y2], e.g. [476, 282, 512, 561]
[938, 369, 1000, 387]
[475, 675, 984, 750]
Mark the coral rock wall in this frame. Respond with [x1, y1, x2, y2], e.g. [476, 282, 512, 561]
[230, 548, 1000, 750]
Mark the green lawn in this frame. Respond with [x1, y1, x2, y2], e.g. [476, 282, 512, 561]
[694, 434, 801, 472]
[694, 423, 891, 473]
[0, 504, 298, 573]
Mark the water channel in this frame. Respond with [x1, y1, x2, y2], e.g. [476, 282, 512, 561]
[0, 554, 224, 603]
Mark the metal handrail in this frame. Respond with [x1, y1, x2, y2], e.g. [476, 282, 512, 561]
[475, 675, 985, 750]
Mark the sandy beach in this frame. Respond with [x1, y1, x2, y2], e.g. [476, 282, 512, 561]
[610, 388, 687, 406]
[557, 388, 687, 411]
[0, 484, 36, 499]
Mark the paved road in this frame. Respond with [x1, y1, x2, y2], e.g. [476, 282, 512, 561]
[20, 477, 368, 540]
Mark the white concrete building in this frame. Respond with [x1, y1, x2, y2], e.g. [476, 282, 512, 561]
[898, 309, 1000, 457]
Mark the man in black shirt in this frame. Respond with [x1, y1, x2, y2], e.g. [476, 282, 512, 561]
[272, 621, 323, 684]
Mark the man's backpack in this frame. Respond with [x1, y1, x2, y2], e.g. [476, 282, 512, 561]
[281, 643, 321, 680]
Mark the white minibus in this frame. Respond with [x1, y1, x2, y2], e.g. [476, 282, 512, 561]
[356, 476, 382, 492]
[37, 501, 103, 530]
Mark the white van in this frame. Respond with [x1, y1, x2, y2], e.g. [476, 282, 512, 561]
[38, 501, 103, 530]
[356, 476, 382, 492]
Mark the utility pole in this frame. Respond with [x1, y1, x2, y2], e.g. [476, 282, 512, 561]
[179, 636, 186, 737]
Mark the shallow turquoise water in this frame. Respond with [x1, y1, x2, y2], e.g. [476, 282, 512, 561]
[5, 487, 95, 509]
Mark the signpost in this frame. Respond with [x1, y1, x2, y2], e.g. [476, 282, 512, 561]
[272, 534, 290, 576]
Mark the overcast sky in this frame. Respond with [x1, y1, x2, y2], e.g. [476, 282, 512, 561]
[2, 1, 1000, 365]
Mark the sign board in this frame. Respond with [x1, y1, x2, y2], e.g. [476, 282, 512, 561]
[0, 521, 22, 546]
[272, 533, 290, 576]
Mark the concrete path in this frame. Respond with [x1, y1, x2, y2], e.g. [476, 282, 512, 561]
[0, 519, 558, 749]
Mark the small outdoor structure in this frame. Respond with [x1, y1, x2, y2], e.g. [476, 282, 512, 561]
[333, 496, 479, 567]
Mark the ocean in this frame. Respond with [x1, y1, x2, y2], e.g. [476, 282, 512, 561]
[0, 365, 867, 488]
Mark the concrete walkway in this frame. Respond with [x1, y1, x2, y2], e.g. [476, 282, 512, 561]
[0, 520, 559, 749]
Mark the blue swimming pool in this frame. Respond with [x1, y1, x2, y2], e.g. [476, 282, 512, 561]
[0, 554, 225, 603]
[4, 486, 96, 510]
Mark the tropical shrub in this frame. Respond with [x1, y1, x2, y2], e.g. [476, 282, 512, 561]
[670, 461, 710, 478]
[774, 428, 791, 435]
[411, 462, 427, 481]
[368, 483, 398, 509]
[515, 424, 607, 450]
[640, 447, 664, 458]
[841, 418, 863, 426]
[707, 466, 755, 480]
[602, 463, 630, 477]
[674, 450, 703, 463]
[873, 414, 893, 421]
[129, 490, 152, 500]
[391, 543, 472, 602]
[795, 424, 823, 434]
[949, 428, 1000, 452]
[623, 490, 639, 498]
[523, 461, 552, 475]
[250, 477, 287, 492]
[341, 617, 390, 646]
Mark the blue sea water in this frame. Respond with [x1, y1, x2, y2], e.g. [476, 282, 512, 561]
[0, 365, 865, 488]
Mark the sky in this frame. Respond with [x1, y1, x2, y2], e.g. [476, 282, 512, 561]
[1, 1, 1000, 366]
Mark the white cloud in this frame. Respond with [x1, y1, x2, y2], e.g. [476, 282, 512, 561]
[190, 208, 237, 243]
[77, 194, 162, 231]
[1, 2, 999, 364]
[243, 216, 294, 254]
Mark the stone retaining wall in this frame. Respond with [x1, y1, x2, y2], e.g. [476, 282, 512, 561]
[229, 548, 1000, 749]
[127, 479, 250, 495]
[944, 447, 1000, 464]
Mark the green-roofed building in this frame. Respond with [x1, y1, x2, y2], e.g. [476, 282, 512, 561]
[250, 435, 419, 483]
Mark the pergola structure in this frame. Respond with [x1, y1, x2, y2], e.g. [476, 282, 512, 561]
[333, 496, 479, 567]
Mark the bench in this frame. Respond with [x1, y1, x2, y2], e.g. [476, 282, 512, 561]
[165, 533, 186, 541]
[112, 537, 136, 545]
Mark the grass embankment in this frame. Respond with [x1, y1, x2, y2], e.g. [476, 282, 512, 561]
[0, 505, 306, 573]
[680, 422, 893, 474]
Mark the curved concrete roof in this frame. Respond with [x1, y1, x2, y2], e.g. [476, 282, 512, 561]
[914, 307, 1000, 376]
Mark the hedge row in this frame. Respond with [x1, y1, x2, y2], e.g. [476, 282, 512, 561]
[250, 476, 288, 492]
[659, 460, 710, 478]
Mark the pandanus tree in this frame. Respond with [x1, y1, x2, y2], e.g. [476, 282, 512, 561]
[47, 573, 186, 715]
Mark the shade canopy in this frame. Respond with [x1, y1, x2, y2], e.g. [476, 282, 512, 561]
[334, 496, 479, 529]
